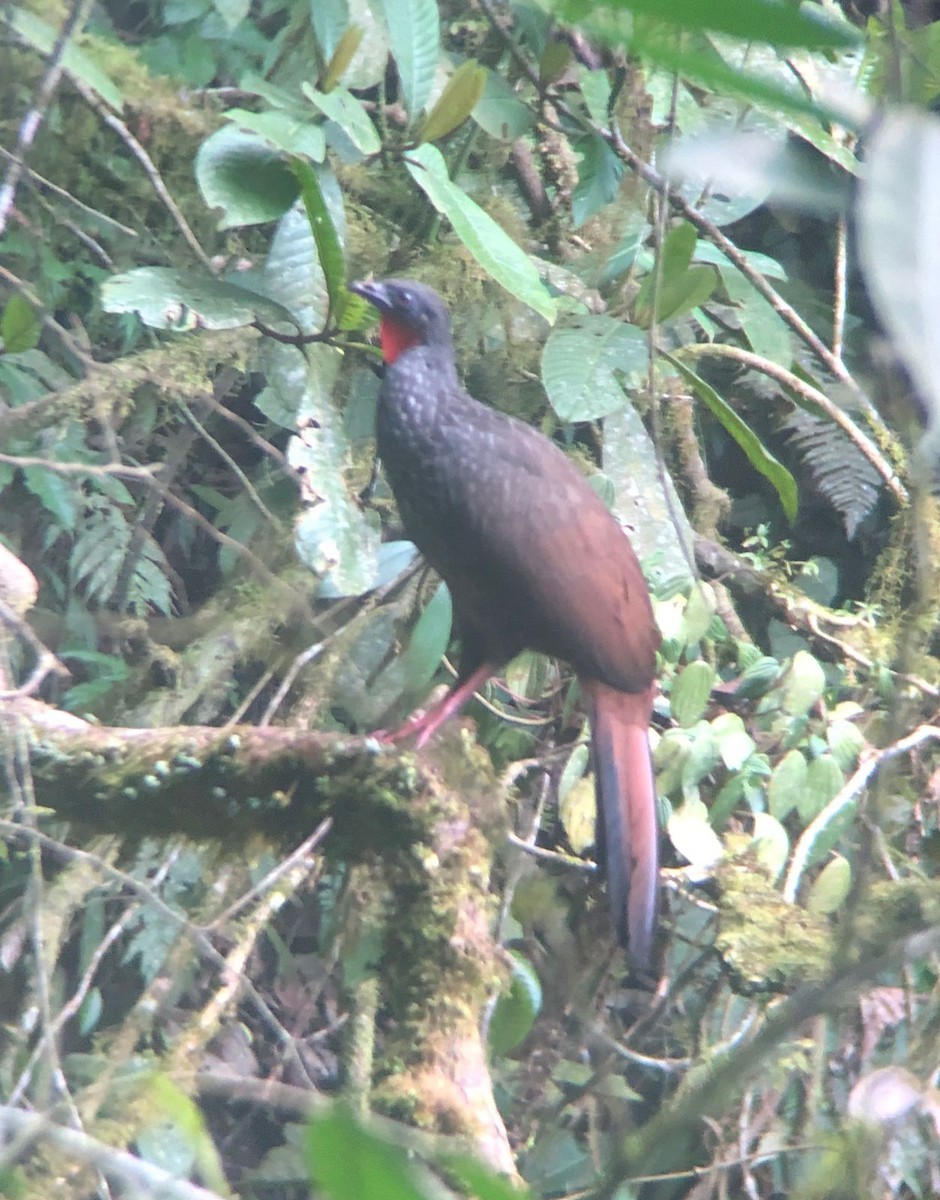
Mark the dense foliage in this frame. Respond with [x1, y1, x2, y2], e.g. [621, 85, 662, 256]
[2, 1, 940, 1198]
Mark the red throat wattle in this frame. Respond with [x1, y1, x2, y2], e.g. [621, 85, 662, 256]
[379, 315, 421, 364]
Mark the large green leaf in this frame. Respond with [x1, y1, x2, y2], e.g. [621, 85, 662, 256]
[379, 0, 439, 118]
[555, 0, 858, 50]
[101, 267, 299, 331]
[666, 354, 799, 521]
[405, 143, 556, 322]
[195, 126, 299, 228]
[541, 314, 647, 420]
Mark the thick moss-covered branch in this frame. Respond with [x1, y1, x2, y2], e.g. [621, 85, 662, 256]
[3, 699, 514, 1172]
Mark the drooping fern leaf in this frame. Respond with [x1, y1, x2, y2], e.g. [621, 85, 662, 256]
[783, 406, 881, 539]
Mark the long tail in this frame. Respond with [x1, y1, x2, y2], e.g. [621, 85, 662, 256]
[582, 680, 659, 970]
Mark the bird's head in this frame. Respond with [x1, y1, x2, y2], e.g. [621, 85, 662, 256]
[349, 278, 453, 364]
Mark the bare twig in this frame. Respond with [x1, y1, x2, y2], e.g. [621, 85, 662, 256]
[0, 0, 98, 237]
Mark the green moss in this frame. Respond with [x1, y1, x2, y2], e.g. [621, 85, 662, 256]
[715, 849, 832, 993]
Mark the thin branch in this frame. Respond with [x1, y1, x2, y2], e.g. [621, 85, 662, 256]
[0, 452, 163, 481]
[0, 1107, 225, 1200]
[0, 0, 97, 237]
[69, 78, 214, 270]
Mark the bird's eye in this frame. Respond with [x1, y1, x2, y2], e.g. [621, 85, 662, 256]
[400, 290, 413, 306]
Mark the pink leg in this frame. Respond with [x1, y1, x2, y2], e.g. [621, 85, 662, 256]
[376, 662, 495, 748]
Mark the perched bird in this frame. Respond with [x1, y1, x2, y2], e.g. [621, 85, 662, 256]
[350, 278, 662, 968]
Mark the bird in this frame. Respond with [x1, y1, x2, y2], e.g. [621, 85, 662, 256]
[349, 277, 662, 969]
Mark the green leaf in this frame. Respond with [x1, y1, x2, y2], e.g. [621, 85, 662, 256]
[827, 717, 866, 773]
[303, 85, 382, 156]
[223, 108, 326, 161]
[799, 754, 844, 825]
[438, 1155, 527, 1200]
[310, 0, 350, 61]
[579, 67, 612, 125]
[539, 39, 572, 85]
[768, 749, 807, 821]
[488, 951, 543, 1055]
[306, 1106, 428, 1200]
[735, 654, 781, 698]
[668, 798, 724, 869]
[670, 660, 716, 727]
[633, 262, 715, 326]
[405, 143, 556, 322]
[379, 0, 439, 118]
[806, 854, 851, 916]
[555, 0, 858, 49]
[559, 771, 596, 855]
[401, 582, 452, 695]
[571, 133, 624, 228]
[541, 314, 646, 421]
[212, 0, 249, 31]
[473, 70, 534, 140]
[195, 126, 299, 228]
[321, 25, 364, 92]
[101, 267, 299, 332]
[665, 354, 799, 522]
[22, 466, 77, 528]
[553, 8, 859, 131]
[1, 295, 40, 354]
[711, 712, 755, 771]
[5, 10, 124, 111]
[284, 343, 381, 596]
[681, 583, 717, 648]
[751, 811, 789, 882]
[419, 59, 487, 143]
[781, 650, 826, 716]
[292, 159, 346, 317]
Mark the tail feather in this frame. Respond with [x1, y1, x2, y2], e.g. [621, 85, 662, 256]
[584, 680, 659, 969]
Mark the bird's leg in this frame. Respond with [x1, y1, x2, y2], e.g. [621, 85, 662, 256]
[374, 662, 495, 749]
